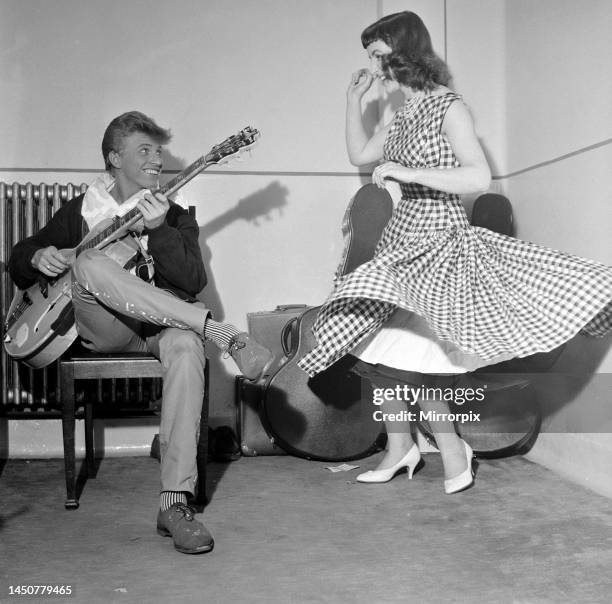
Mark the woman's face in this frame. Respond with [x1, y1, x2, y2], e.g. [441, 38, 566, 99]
[366, 39, 393, 78]
[366, 39, 400, 92]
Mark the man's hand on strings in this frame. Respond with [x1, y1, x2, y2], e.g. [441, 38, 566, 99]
[139, 192, 169, 230]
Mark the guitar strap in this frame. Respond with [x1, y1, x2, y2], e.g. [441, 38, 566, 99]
[131, 233, 155, 283]
[119, 232, 155, 284]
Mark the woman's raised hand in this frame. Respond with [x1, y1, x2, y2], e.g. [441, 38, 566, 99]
[347, 69, 375, 101]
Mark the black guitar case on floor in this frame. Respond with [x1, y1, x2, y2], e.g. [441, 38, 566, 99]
[252, 186, 393, 461]
[259, 306, 386, 462]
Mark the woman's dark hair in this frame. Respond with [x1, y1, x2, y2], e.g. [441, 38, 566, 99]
[361, 11, 451, 91]
[382, 51, 450, 92]
[101, 111, 171, 171]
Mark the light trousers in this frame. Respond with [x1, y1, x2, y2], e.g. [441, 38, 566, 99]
[71, 249, 209, 495]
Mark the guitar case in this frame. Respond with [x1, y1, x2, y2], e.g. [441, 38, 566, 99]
[236, 375, 288, 457]
[337, 183, 394, 276]
[242, 187, 394, 462]
[236, 305, 311, 457]
[260, 306, 386, 462]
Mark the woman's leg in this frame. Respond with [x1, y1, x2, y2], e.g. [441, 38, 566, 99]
[373, 397, 416, 470]
[351, 360, 418, 473]
[357, 396, 421, 482]
[417, 397, 471, 481]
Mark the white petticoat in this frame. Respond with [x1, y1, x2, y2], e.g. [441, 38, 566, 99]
[351, 309, 515, 374]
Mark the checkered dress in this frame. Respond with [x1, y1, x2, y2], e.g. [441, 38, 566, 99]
[298, 92, 612, 377]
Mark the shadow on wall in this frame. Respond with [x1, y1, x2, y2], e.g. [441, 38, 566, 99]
[195, 181, 289, 417]
[199, 180, 289, 243]
[535, 333, 612, 433]
[161, 149, 188, 174]
[197, 180, 289, 322]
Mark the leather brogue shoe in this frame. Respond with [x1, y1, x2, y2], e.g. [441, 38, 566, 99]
[156, 503, 214, 554]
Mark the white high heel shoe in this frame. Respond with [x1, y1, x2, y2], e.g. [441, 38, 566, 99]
[444, 439, 475, 494]
[356, 444, 422, 483]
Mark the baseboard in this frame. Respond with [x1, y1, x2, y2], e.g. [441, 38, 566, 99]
[525, 433, 612, 500]
[0, 418, 159, 459]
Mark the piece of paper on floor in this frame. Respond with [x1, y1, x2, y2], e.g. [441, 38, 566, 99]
[326, 463, 359, 472]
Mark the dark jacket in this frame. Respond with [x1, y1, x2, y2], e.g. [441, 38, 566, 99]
[8, 193, 207, 301]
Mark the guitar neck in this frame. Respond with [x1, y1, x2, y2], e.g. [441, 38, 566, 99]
[158, 154, 212, 197]
[75, 156, 214, 256]
[74, 126, 259, 256]
[75, 206, 142, 255]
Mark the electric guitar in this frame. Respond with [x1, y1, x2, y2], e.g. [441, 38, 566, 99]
[3, 126, 261, 369]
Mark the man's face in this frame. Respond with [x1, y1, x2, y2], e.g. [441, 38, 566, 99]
[113, 131, 163, 196]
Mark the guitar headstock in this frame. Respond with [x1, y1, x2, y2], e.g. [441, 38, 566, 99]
[205, 126, 261, 166]
[158, 127, 261, 198]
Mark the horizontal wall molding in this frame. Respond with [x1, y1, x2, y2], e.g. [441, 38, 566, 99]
[3, 136, 611, 181]
[0, 168, 371, 178]
[494, 137, 612, 180]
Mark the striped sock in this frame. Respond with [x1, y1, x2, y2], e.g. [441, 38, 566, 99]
[160, 491, 188, 512]
[203, 319, 241, 350]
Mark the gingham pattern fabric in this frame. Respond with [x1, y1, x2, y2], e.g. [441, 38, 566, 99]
[298, 93, 612, 377]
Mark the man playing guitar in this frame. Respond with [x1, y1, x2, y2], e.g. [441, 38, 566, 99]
[8, 111, 272, 555]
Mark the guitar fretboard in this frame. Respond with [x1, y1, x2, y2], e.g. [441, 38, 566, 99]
[74, 156, 213, 256]
[160, 154, 211, 197]
[75, 206, 142, 256]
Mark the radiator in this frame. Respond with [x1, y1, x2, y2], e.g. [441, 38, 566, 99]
[0, 182, 161, 414]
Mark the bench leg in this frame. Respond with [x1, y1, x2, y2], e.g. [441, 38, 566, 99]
[84, 401, 95, 476]
[60, 364, 79, 509]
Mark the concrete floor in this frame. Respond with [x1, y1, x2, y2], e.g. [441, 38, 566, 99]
[1, 453, 612, 604]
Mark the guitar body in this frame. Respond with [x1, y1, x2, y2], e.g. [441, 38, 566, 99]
[260, 306, 386, 461]
[4, 221, 144, 369]
[3, 276, 78, 369]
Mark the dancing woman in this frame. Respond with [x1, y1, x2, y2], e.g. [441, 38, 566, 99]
[298, 12, 612, 493]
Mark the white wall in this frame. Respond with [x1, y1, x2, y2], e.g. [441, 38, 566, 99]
[0, 0, 373, 173]
[381, 0, 507, 175]
[446, 0, 507, 176]
[501, 0, 612, 498]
